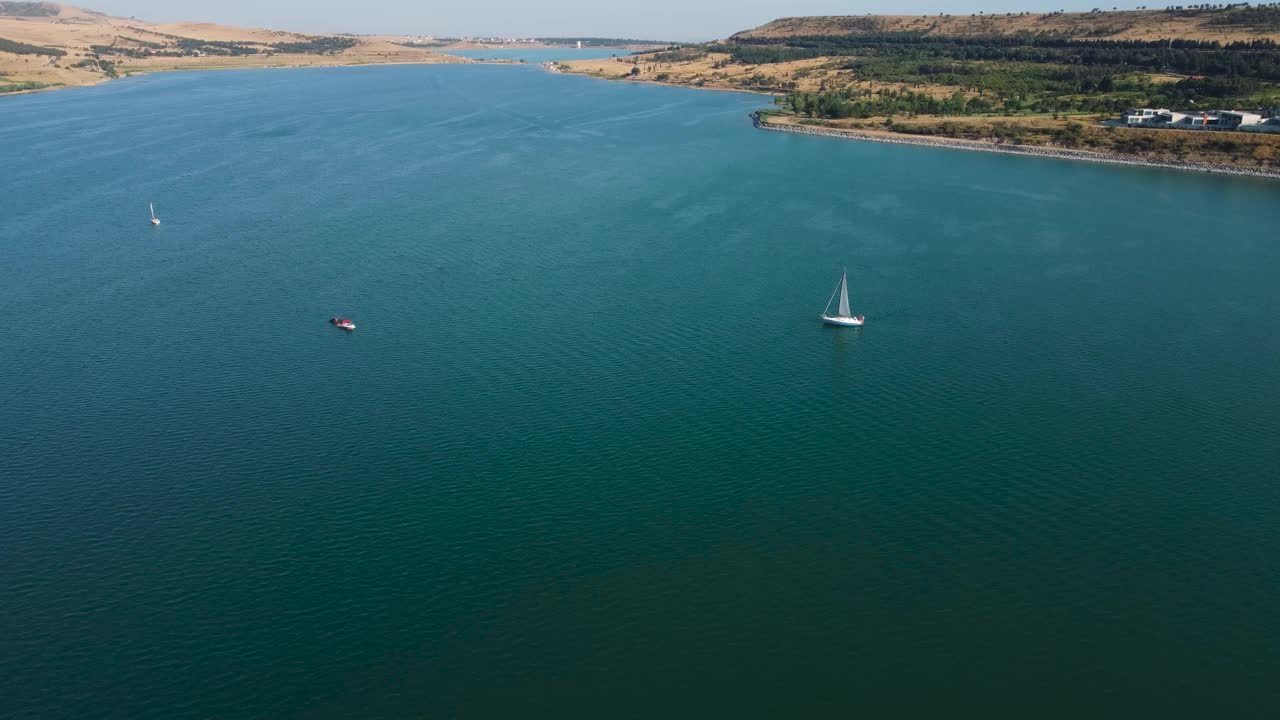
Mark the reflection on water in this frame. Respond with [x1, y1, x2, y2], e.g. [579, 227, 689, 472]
[826, 323, 865, 380]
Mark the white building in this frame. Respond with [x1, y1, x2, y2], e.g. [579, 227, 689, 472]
[1121, 108, 1180, 126]
[1217, 111, 1263, 129]
[1119, 108, 1269, 132]
[1240, 116, 1280, 134]
[1170, 113, 1220, 129]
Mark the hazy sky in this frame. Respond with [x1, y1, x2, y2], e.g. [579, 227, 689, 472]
[90, 1, 1145, 42]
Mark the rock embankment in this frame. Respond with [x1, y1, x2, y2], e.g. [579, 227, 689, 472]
[750, 113, 1280, 180]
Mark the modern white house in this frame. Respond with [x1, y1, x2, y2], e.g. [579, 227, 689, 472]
[1216, 111, 1264, 129]
[1118, 108, 1271, 132]
[1121, 108, 1185, 126]
[1173, 113, 1222, 129]
[1239, 116, 1280, 134]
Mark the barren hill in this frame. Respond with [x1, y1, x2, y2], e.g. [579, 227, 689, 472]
[0, 2, 460, 93]
[735, 8, 1280, 43]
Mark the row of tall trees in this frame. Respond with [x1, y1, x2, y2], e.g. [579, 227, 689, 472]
[717, 33, 1280, 81]
[0, 36, 64, 56]
[784, 71, 1270, 119]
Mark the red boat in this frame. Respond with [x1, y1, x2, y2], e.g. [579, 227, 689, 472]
[330, 317, 356, 330]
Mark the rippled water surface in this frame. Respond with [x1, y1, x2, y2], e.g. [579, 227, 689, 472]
[444, 47, 628, 62]
[2, 64, 1279, 718]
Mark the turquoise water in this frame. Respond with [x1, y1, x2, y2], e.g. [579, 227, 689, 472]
[2, 63, 1279, 718]
[446, 47, 628, 62]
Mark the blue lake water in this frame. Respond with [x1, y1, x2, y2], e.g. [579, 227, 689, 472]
[445, 47, 629, 62]
[2, 63, 1279, 718]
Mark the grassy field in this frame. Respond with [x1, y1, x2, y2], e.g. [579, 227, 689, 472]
[763, 112, 1280, 168]
[736, 8, 1280, 43]
[561, 52, 979, 98]
[560, 8, 1280, 171]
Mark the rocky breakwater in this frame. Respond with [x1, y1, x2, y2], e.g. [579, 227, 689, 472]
[750, 113, 1280, 180]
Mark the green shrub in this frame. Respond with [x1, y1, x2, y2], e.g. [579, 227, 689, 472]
[0, 80, 55, 93]
[0, 36, 64, 56]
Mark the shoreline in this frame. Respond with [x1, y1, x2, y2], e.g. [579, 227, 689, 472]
[550, 67, 1279, 180]
[544, 62, 777, 97]
[751, 113, 1280, 180]
[120, 55, 483, 76]
[0, 55, 478, 99]
[8, 60, 1278, 182]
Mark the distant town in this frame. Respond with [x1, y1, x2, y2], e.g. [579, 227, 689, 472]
[404, 36, 544, 45]
[402, 36, 669, 48]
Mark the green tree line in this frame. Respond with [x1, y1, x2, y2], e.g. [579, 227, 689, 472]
[724, 34, 1280, 81]
[269, 37, 358, 54]
[785, 70, 1274, 119]
[0, 36, 64, 56]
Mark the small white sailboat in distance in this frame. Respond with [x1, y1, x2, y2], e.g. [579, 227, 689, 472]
[149, 202, 160, 226]
[821, 268, 865, 326]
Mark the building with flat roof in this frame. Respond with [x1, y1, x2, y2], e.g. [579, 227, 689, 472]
[1121, 108, 1182, 126]
[1240, 116, 1280, 134]
[1116, 109, 1268, 132]
[1217, 111, 1263, 129]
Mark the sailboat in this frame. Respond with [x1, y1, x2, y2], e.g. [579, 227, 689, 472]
[821, 268, 865, 326]
[149, 202, 160, 226]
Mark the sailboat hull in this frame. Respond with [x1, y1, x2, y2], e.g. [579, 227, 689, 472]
[822, 314, 864, 327]
[822, 269, 862, 326]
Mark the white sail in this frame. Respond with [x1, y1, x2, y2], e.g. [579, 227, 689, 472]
[150, 203, 156, 220]
[837, 270, 851, 318]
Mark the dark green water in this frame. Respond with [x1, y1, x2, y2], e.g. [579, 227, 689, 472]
[2, 64, 1278, 718]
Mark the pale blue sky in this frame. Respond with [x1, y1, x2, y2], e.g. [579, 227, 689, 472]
[91, 1, 1147, 42]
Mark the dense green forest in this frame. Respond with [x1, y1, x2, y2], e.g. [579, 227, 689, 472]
[622, 8, 1280, 120]
[781, 59, 1276, 118]
[0, 36, 64, 55]
[269, 37, 357, 54]
[1206, 4, 1280, 27]
[178, 38, 260, 55]
[71, 57, 116, 76]
[92, 40, 257, 58]
[89, 36, 357, 59]
[718, 35, 1280, 82]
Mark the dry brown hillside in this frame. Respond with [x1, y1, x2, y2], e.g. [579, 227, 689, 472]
[736, 9, 1280, 43]
[0, 2, 461, 93]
